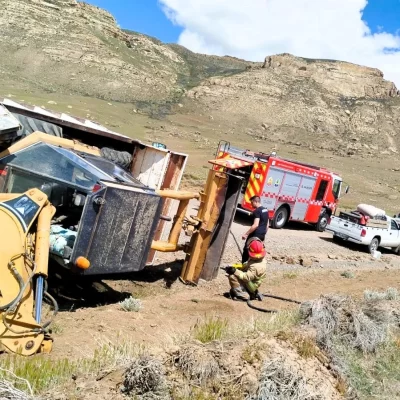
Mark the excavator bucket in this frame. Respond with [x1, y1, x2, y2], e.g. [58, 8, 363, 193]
[200, 174, 243, 280]
[179, 166, 244, 284]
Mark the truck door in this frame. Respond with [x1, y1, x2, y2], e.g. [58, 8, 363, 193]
[305, 179, 329, 223]
[261, 167, 285, 211]
[386, 219, 400, 247]
[291, 176, 316, 221]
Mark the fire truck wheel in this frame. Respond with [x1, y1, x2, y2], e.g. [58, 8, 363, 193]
[316, 212, 329, 232]
[271, 206, 289, 229]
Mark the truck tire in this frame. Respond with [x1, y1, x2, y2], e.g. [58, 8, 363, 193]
[316, 211, 329, 232]
[271, 206, 289, 229]
[368, 237, 380, 254]
[100, 147, 132, 170]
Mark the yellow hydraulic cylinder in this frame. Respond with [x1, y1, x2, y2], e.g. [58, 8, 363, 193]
[151, 190, 199, 252]
[34, 203, 56, 277]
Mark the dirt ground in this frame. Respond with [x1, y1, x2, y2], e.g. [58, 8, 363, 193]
[49, 200, 400, 360]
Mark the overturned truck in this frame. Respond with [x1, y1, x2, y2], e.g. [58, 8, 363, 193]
[0, 99, 243, 355]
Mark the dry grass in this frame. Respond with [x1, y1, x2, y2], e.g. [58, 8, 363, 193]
[364, 288, 399, 301]
[276, 331, 319, 359]
[122, 354, 169, 399]
[172, 345, 220, 385]
[340, 271, 355, 279]
[49, 322, 64, 334]
[0, 368, 34, 400]
[333, 337, 400, 399]
[283, 272, 298, 280]
[247, 357, 323, 400]
[294, 336, 319, 359]
[300, 293, 400, 398]
[241, 343, 266, 365]
[192, 316, 229, 343]
[251, 310, 301, 336]
[300, 295, 388, 353]
[171, 383, 243, 400]
[0, 338, 145, 395]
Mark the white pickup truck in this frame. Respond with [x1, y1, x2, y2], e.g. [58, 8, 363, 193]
[326, 210, 400, 254]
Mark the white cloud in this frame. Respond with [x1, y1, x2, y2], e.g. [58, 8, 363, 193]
[159, 0, 400, 87]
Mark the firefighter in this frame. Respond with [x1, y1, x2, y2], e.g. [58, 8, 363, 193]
[225, 237, 267, 301]
[241, 195, 269, 263]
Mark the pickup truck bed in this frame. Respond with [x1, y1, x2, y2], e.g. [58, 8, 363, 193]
[326, 214, 400, 254]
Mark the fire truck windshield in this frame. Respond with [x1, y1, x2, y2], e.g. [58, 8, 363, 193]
[332, 179, 342, 199]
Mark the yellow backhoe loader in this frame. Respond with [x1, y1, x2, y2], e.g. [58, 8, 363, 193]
[0, 189, 56, 355]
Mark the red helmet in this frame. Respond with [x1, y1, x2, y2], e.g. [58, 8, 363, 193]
[247, 238, 266, 259]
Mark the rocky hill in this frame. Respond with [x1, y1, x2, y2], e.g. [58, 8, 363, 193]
[0, 0, 399, 160]
[184, 53, 400, 158]
[0, 0, 249, 105]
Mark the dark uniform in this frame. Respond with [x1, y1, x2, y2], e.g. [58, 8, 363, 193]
[242, 206, 269, 263]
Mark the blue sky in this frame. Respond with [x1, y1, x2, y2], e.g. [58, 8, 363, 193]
[86, 0, 400, 85]
[87, 0, 399, 41]
[86, 0, 182, 42]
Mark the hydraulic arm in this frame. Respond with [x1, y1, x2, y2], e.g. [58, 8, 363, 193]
[0, 189, 57, 355]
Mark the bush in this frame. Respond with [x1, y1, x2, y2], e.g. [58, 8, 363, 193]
[119, 296, 143, 312]
[364, 288, 399, 301]
[300, 295, 388, 353]
[122, 355, 169, 399]
[248, 357, 323, 400]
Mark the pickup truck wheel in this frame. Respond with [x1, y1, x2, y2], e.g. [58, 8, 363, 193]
[316, 212, 328, 232]
[368, 237, 380, 254]
[271, 207, 289, 229]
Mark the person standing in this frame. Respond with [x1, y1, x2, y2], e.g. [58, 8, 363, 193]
[241, 196, 269, 263]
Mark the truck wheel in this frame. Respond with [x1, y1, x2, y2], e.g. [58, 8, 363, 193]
[271, 206, 289, 229]
[368, 237, 379, 254]
[316, 212, 328, 232]
[100, 147, 132, 169]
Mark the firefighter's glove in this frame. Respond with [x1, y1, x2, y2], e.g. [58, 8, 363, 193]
[225, 266, 236, 275]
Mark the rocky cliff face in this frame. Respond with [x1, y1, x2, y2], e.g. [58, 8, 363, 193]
[0, 0, 249, 104]
[0, 0, 187, 102]
[262, 54, 399, 99]
[186, 54, 400, 157]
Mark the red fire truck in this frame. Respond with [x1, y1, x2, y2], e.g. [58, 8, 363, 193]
[211, 141, 349, 231]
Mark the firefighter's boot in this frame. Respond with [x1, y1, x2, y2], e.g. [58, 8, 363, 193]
[249, 289, 263, 301]
[230, 287, 249, 301]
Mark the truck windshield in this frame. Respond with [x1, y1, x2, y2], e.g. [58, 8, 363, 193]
[332, 179, 342, 199]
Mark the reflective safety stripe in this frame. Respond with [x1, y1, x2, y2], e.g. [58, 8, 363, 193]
[244, 162, 267, 203]
[212, 151, 231, 171]
[260, 192, 336, 209]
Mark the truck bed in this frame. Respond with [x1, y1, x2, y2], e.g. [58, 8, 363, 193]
[326, 214, 400, 253]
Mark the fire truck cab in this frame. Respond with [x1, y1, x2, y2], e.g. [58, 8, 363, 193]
[210, 141, 348, 232]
